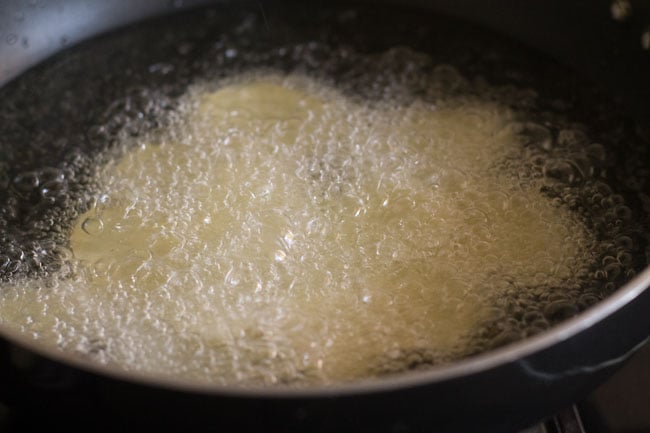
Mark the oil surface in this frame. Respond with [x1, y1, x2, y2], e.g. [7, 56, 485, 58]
[0, 3, 648, 386]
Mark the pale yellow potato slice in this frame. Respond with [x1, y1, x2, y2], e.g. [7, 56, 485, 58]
[3, 77, 593, 385]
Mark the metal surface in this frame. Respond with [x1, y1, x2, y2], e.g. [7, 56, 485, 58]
[0, 0, 215, 86]
[0, 1, 649, 432]
[580, 341, 650, 432]
[552, 407, 587, 433]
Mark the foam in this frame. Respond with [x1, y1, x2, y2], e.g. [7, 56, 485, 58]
[0, 73, 598, 385]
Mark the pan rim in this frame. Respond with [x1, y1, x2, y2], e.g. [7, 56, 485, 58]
[1, 0, 649, 400]
[1, 266, 649, 397]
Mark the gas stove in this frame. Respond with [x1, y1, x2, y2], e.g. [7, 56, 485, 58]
[0, 343, 648, 433]
[537, 341, 650, 433]
[577, 341, 650, 433]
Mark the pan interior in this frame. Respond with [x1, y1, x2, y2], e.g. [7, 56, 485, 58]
[0, 2, 648, 387]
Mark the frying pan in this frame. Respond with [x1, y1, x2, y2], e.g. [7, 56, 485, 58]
[1, 0, 649, 432]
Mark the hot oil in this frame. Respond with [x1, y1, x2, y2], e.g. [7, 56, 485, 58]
[0, 3, 648, 386]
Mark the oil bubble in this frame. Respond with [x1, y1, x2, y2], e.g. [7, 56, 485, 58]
[543, 160, 576, 184]
[81, 217, 104, 236]
[557, 129, 588, 147]
[517, 122, 553, 150]
[148, 63, 175, 75]
[543, 301, 578, 322]
[12, 171, 39, 193]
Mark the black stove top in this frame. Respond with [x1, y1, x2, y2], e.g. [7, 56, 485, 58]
[1, 343, 649, 433]
[540, 341, 650, 433]
[578, 341, 650, 433]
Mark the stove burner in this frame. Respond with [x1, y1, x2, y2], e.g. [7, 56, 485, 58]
[545, 407, 587, 433]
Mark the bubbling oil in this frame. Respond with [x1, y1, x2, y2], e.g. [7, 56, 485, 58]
[0, 71, 602, 384]
[0, 4, 648, 387]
